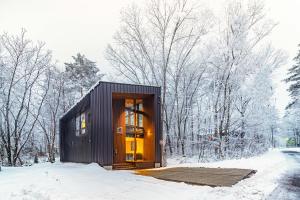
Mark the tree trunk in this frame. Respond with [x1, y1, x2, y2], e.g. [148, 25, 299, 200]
[6, 145, 12, 166]
[166, 133, 173, 155]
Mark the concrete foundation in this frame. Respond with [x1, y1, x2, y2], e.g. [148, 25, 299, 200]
[103, 165, 113, 170]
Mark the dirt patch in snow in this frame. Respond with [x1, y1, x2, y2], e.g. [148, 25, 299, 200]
[136, 167, 256, 187]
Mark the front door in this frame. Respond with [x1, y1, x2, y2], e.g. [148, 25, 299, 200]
[113, 98, 145, 164]
[125, 99, 145, 162]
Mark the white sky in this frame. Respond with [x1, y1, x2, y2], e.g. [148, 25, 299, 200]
[0, 0, 299, 116]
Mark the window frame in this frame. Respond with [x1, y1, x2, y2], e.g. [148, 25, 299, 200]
[75, 111, 87, 137]
[75, 115, 81, 136]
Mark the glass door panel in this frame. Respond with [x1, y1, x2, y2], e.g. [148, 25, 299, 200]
[125, 98, 144, 162]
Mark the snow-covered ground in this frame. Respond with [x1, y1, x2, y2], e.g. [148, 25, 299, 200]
[0, 148, 299, 200]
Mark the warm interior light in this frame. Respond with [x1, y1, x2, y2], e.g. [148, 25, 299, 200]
[125, 136, 144, 161]
[124, 98, 145, 162]
[136, 138, 144, 154]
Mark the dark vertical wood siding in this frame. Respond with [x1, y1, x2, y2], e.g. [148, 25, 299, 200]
[59, 95, 91, 163]
[60, 82, 161, 166]
[112, 99, 126, 163]
[143, 96, 155, 162]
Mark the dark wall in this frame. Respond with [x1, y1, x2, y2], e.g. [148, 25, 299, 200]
[60, 82, 162, 166]
[143, 95, 155, 162]
[112, 99, 126, 164]
[60, 96, 91, 163]
[90, 82, 161, 166]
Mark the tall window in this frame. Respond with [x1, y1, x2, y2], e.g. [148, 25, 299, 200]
[75, 112, 86, 136]
[125, 110, 135, 126]
[75, 115, 80, 136]
[125, 99, 145, 161]
[81, 112, 86, 134]
[137, 113, 143, 127]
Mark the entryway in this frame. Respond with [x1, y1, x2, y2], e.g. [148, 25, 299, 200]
[112, 93, 155, 169]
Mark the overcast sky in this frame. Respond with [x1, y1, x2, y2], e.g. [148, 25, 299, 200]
[1, 0, 299, 116]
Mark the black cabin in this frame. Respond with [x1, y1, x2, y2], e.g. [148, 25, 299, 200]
[59, 81, 162, 169]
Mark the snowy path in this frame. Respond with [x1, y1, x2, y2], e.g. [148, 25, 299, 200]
[267, 150, 300, 200]
[0, 149, 298, 200]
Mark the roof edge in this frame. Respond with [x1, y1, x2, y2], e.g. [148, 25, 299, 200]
[60, 81, 161, 120]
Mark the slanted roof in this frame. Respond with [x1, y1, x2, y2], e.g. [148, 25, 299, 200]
[60, 81, 160, 121]
[60, 80, 101, 120]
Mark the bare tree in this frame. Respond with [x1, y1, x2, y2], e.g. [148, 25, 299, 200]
[37, 66, 63, 163]
[106, 0, 211, 163]
[0, 29, 52, 166]
[173, 65, 206, 155]
[107, 0, 286, 161]
[206, 0, 280, 158]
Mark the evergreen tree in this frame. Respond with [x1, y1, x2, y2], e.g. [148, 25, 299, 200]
[63, 53, 104, 110]
[286, 44, 300, 109]
[285, 45, 300, 147]
[65, 53, 104, 95]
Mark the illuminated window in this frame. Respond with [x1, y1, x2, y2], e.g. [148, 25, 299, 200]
[125, 110, 129, 125]
[130, 141, 135, 151]
[75, 112, 86, 136]
[137, 114, 143, 127]
[130, 112, 134, 126]
[125, 110, 135, 126]
[81, 112, 86, 135]
[125, 99, 145, 161]
[136, 102, 143, 111]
